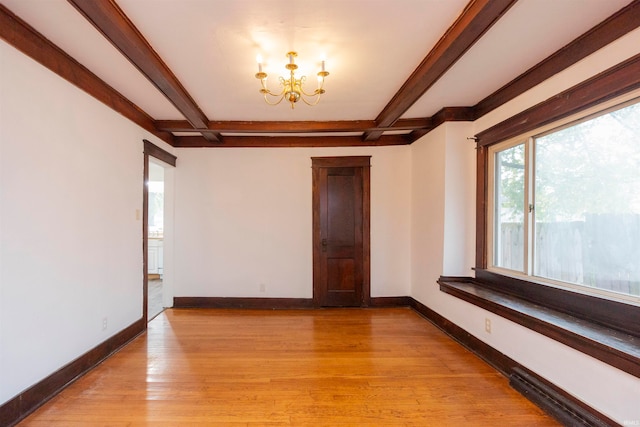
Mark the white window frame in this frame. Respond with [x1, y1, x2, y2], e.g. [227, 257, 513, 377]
[486, 91, 640, 305]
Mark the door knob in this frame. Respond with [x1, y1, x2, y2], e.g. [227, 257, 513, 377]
[321, 238, 327, 252]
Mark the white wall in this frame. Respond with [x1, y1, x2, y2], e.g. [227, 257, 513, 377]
[442, 122, 476, 276]
[0, 41, 172, 404]
[173, 146, 412, 299]
[411, 121, 475, 291]
[411, 28, 640, 424]
[161, 164, 176, 308]
[411, 125, 446, 296]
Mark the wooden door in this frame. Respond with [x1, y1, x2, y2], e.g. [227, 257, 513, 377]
[312, 156, 370, 307]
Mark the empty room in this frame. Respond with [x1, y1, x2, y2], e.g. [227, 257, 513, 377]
[1, 0, 639, 426]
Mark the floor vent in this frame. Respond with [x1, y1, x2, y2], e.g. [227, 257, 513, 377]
[509, 367, 613, 427]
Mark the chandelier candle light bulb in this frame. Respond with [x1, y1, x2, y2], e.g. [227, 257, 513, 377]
[254, 51, 329, 108]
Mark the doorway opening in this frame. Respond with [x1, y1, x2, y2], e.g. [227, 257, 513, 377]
[147, 160, 165, 319]
[143, 140, 177, 324]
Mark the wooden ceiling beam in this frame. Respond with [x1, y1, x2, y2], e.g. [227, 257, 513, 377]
[363, 0, 518, 142]
[155, 118, 432, 134]
[0, 4, 174, 146]
[405, 107, 476, 142]
[474, 0, 640, 118]
[67, 0, 221, 143]
[7, 0, 633, 149]
[475, 53, 640, 146]
[173, 134, 412, 148]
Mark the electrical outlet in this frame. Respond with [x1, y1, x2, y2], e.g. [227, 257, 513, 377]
[485, 318, 491, 334]
[102, 317, 108, 331]
[259, 283, 266, 293]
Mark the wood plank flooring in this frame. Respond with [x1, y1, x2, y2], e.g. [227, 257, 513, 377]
[147, 279, 164, 320]
[18, 308, 559, 426]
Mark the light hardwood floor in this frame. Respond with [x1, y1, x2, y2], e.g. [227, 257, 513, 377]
[19, 308, 558, 426]
[147, 279, 164, 320]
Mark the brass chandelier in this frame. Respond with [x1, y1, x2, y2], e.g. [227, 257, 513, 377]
[255, 52, 329, 108]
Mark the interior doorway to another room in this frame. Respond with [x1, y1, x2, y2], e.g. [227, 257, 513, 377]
[147, 160, 165, 320]
[143, 140, 176, 324]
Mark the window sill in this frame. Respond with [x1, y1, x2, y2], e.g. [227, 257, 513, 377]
[438, 276, 640, 378]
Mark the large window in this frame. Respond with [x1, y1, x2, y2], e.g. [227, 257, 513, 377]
[489, 98, 640, 300]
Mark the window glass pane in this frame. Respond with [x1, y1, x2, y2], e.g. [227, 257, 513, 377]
[534, 101, 640, 297]
[494, 143, 525, 271]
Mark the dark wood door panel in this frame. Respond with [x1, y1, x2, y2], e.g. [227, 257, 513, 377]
[327, 173, 356, 247]
[326, 259, 358, 306]
[327, 259, 355, 289]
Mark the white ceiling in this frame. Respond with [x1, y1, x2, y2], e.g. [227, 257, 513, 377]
[2, 0, 635, 128]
